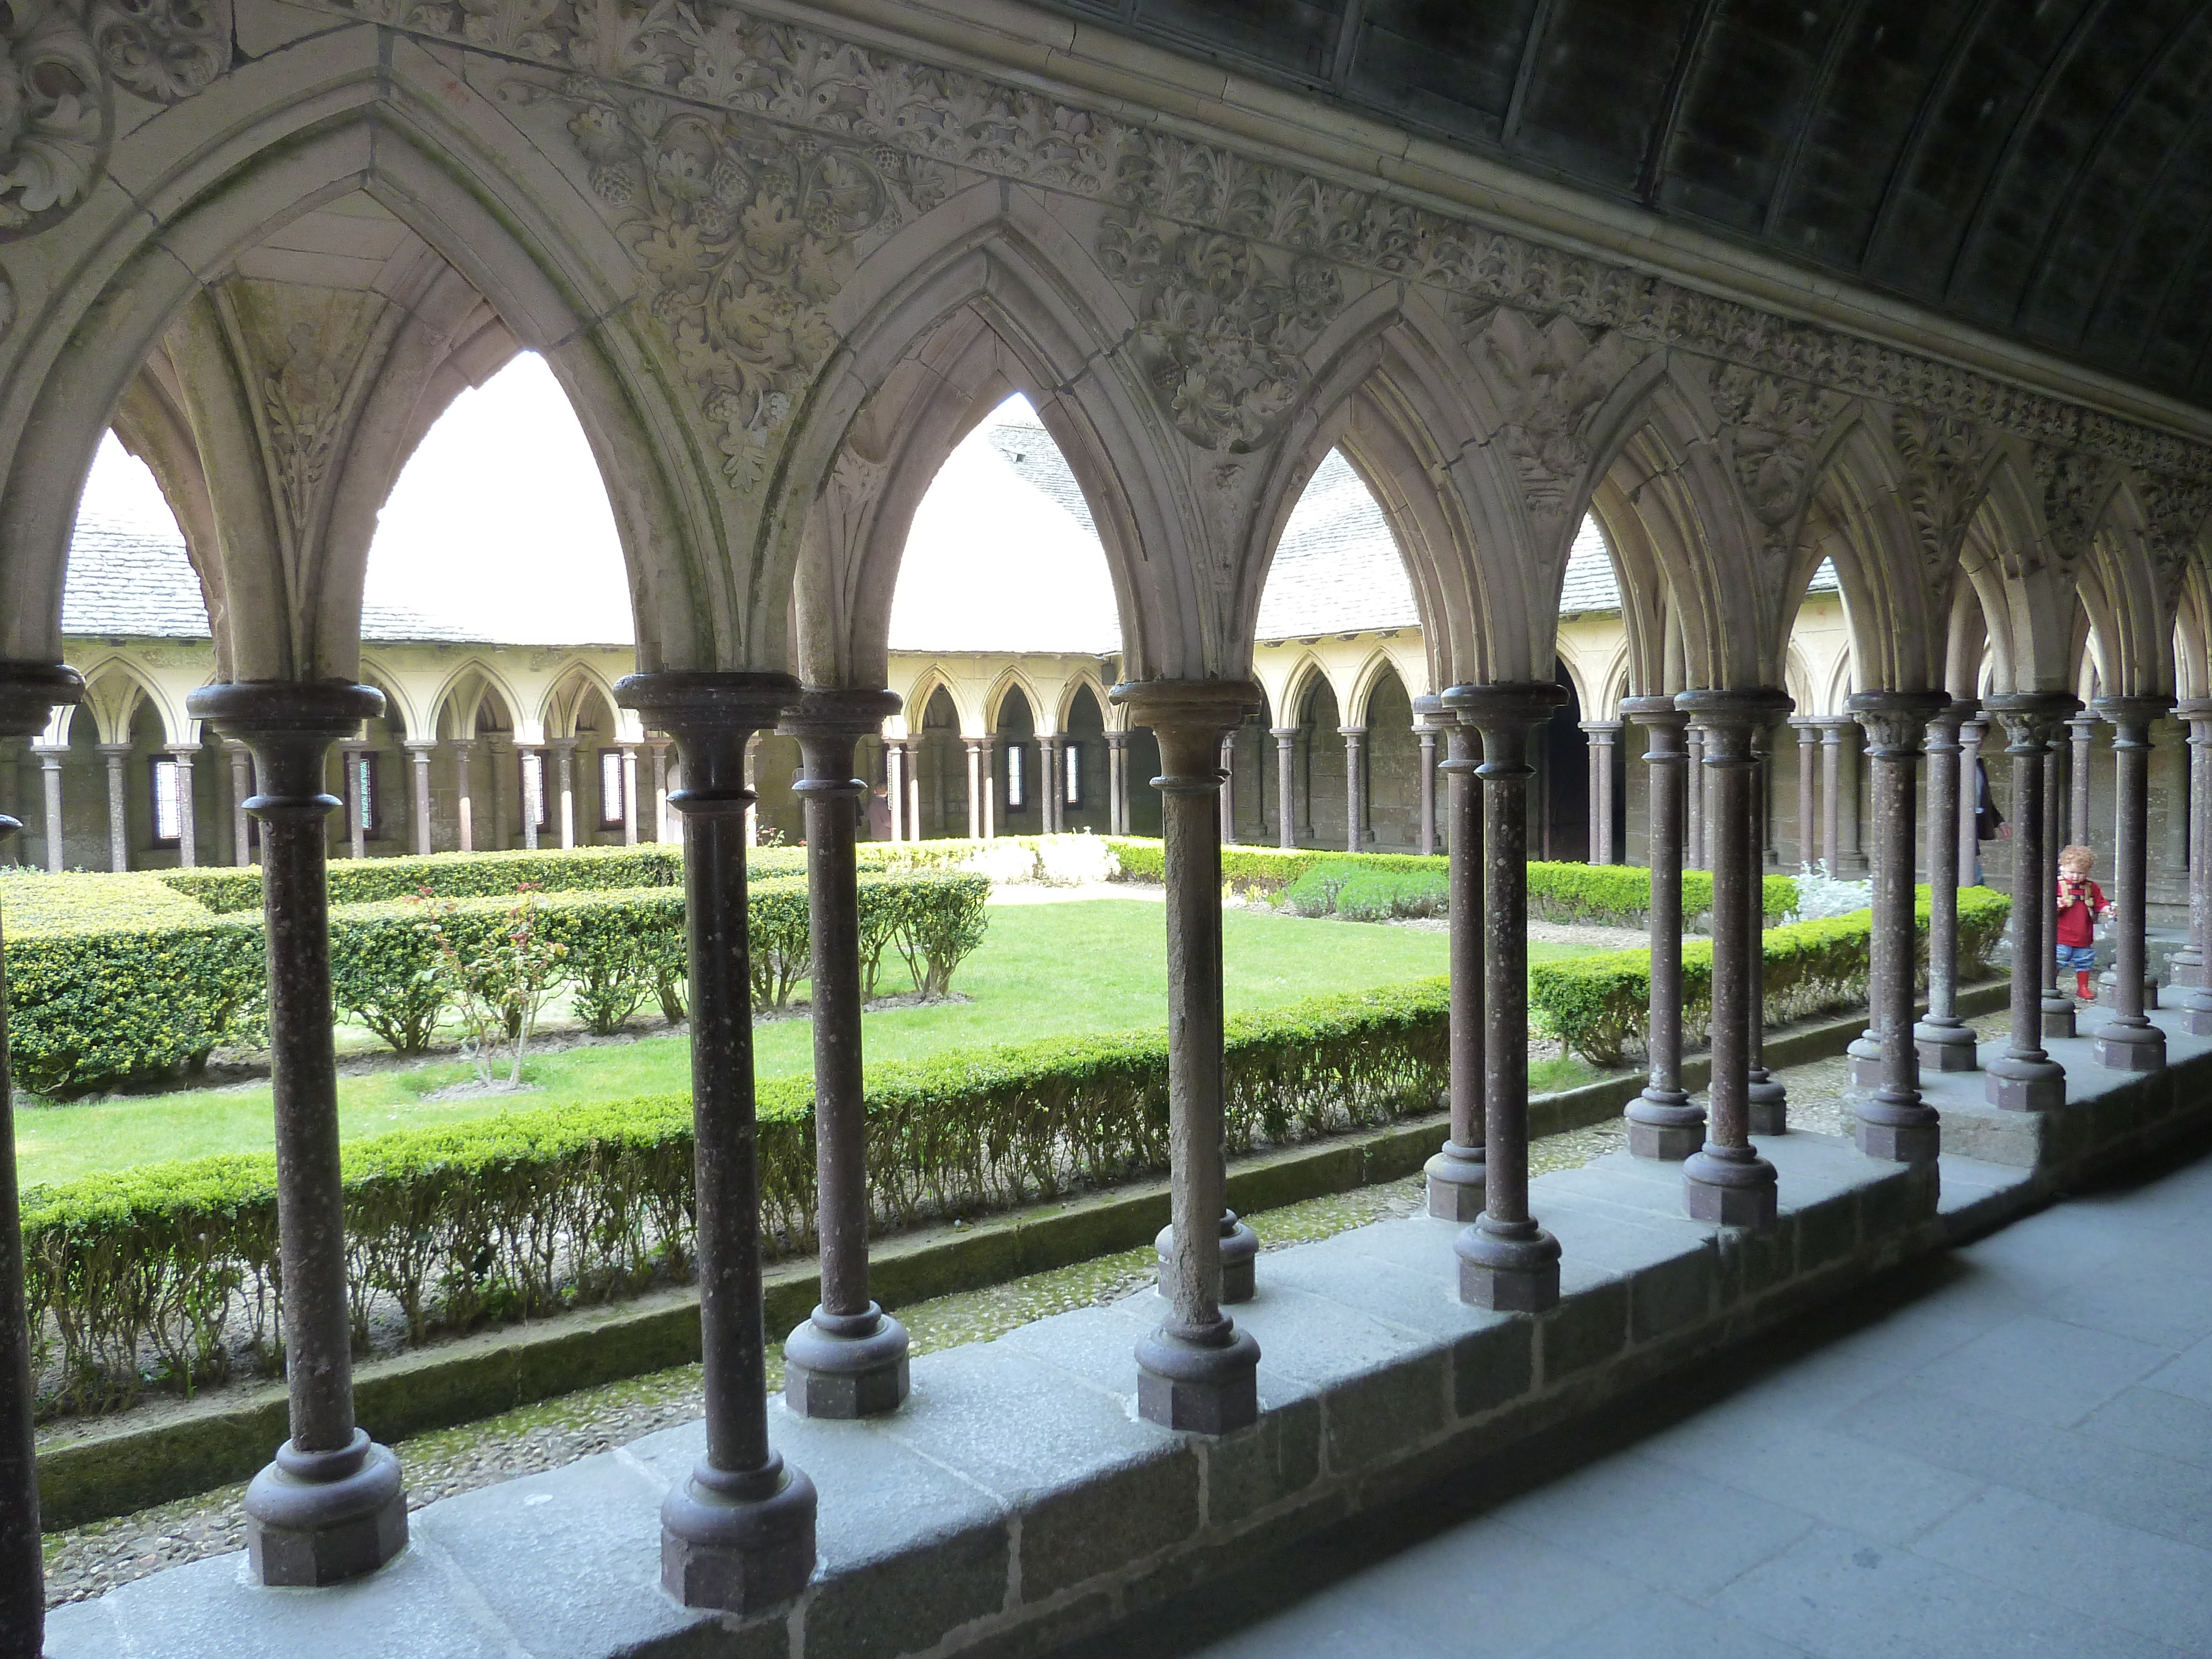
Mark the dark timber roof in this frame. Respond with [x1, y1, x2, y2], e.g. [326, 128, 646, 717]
[1031, 2, 2212, 406]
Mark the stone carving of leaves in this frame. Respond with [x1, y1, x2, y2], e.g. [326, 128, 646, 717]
[1095, 210, 1340, 453]
[263, 320, 345, 535]
[1893, 410, 1994, 578]
[2141, 473, 2212, 597]
[2032, 446, 2107, 564]
[0, 0, 109, 238]
[1475, 306, 1644, 520]
[87, 0, 231, 103]
[1713, 364, 1849, 531]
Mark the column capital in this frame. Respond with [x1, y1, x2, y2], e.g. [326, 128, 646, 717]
[450, 737, 477, 754]
[1619, 693, 1688, 732]
[1105, 729, 1129, 747]
[191, 682, 382, 818]
[1410, 691, 1447, 728]
[0, 658, 82, 738]
[1269, 725, 1299, 740]
[165, 741, 202, 759]
[546, 735, 580, 754]
[403, 738, 439, 756]
[616, 671, 799, 812]
[1443, 680, 1566, 732]
[1846, 689, 1950, 752]
[2090, 694, 2174, 732]
[96, 742, 134, 758]
[1984, 690, 2082, 750]
[1113, 678, 1260, 778]
[778, 685, 900, 742]
[1337, 724, 1368, 739]
[2174, 696, 2212, 727]
[1674, 686, 1792, 733]
[1578, 719, 1624, 737]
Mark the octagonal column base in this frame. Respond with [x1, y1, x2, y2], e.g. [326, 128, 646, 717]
[2097, 971, 2160, 1010]
[244, 1430, 406, 1588]
[1747, 1076, 1788, 1136]
[660, 1454, 817, 1614]
[2041, 996, 2078, 1041]
[1454, 1217, 1562, 1312]
[1155, 1213, 1259, 1305]
[1625, 1091, 1704, 1161]
[1135, 1320, 1260, 1434]
[1845, 1036, 1884, 1090]
[2184, 993, 2212, 1037]
[1853, 1092, 1942, 1164]
[1985, 1054, 2066, 1112]
[1423, 1140, 1486, 1221]
[783, 1304, 910, 1420]
[1682, 1147, 1778, 1228]
[2093, 1022, 2167, 1073]
[1913, 1019, 1979, 1071]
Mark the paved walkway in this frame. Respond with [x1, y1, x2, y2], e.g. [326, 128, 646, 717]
[1079, 1139, 2212, 1659]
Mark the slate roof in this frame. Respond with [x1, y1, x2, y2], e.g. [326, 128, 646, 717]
[62, 512, 487, 644]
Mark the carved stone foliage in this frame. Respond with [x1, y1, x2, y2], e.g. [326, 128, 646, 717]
[1893, 410, 1996, 580]
[1473, 307, 1644, 520]
[2141, 473, 2212, 597]
[219, 280, 386, 544]
[2033, 445, 2111, 567]
[88, 0, 229, 102]
[1712, 364, 1850, 540]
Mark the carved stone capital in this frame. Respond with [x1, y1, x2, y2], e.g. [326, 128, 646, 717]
[1112, 678, 1261, 779]
[1984, 691, 2083, 754]
[0, 659, 84, 739]
[1846, 690, 1950, 755]
[2090, 695, 2174, 738]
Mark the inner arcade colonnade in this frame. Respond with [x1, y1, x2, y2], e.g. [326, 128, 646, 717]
[4, 2, 2212, 1651]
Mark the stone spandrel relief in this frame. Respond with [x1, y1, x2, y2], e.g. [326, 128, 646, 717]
[1712, 363, 1853, 552]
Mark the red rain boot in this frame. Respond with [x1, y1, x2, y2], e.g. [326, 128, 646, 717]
[2077, 969, 2094, 1002]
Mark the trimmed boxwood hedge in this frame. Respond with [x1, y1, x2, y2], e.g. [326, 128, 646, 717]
[159, 843, 687, 914]
[19, 979, 1448, 1417]
[1527, 886, 2012, 1065]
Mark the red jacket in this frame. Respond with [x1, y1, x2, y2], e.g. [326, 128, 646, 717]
[2056, 875, 2106, 947]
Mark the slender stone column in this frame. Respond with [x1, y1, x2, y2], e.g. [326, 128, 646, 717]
[1678, 690, 1792, 1227]
[0, 662, 80, 1656]
[1219, 733, 1238, 845]
[981, 737, 999, 839]
[964, 739, 983, 838]
[621, 745, 641, 847]
[2042, 724, 2077, 1039]
[1583, 721, 1623, 863]
[1984, 693, 2077, 1110]
[1105, 732, 1128, 834]
[550, 738, 577, 851]
[1113, 679, 1264, 1432]
[98, 742, 130, 871]
[1623, 698, 1700, 1159]
[35, 746, 64, 872]
[488, 740, 510, 851]
[617, 671, 814, 1609]
[452, 740, 477, 852]
[406, 740, 436, 855]
[169, 745, 199, 868]
[1340, 725, 1366, 850]
[1041, 736, 1064, 834]
[885, 740, 906, 842]
[518, 744, 541, 847]
[2176, 700, 2212, 1032]
[2069, 714, 2095, 843]
[1447, 682, 1567, 1311]
[1582, 722, 1605, 857]
[780, 690, 910, 1417]
[1684, 723, 1707, 870]
[1916, 705, 1978, 1071]
[650, 738, 672, 843]
[1271, 726, 1297, 849]
[189, 681, 406, 1585]
[1790, 718, 1818, 869]
[1819, 720, 1845, 872]
[1745, 719, 1787, 1134]
[1848, 691, 1948, 1161]
[1958, 718, 1986, 888]
[901, 740, 922, 841]
[2092, 697, 2170, 1072]
[1414, 695, 1442, 856]
[228, 741, 253, 865]
[1425, 717, 1485, 1219]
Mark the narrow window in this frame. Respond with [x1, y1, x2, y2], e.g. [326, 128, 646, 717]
[599, 747, 626, 828]
[356, 753, 380, 837]
[1064, 741, 1082, 808]
[150, 757, 181, 846]
[523, 750, 547, 831]
[1006, 742, 1026, 810]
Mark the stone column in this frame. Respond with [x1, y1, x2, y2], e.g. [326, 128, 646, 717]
[1113, 680, 1264, 1433]
[518, 747, 541, 851]
[2092, 697, 2169, 1072]
[1790, 717, 1818, 869]
[1684, 723, 1707, 870]
[1916, 705, 1978, 1072]
[487, 740, 510, 851]
[1745, 720, 1787, 1134]
[170, 745, 199, 867]
[189, 681, 405, 1585]
[1340, 725, 1366, 851]
[1582, 722, 1623, 863]
[406, 740, 436, 855]
[452, 740, 477, 852]
[98, 742, 130, 872]
[1413, 695, 1442, 857]
[2176, 700, 2212, 1032]
[2068, 713, 2095, 843]
[1819, 720, 1845, 872]
[621, 744, 641, 846]
[35, 746, 64, 873]
[228, 741, 253, 865]
[780, 690, 910, 1418]
[1849, 691, 1949, 1161]
[650, 739, 672, 843]
[1106, 732, 1128, 835]
[1219, 733, 1237, 846]
[1984, 693, 2077, 1110]
[980, 736, 999, 840]
[1271, 727, 1297, 849]
[1678, 690, 1792, 1227]
[1425, 717, 1485, 1219]
[551, 738, 578, 850]
[0, 662, 79, 1656]
[1958, 717, 1986, 887]
[964, 738, 983, 839]
[1623, 697, 1700, 1159]
[616, 670, 814, 1610]
[2042, 723, 2077, 1038]
[902, 739, 922, 841]
[885, 740, 906, 842]
[1448, 682, 1568, 1311]
[1041, 736, 1064, 834]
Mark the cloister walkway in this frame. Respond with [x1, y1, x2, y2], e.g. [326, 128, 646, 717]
[1082, 1138, 2212, 1659]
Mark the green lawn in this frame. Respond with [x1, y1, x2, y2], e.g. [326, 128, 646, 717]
[13, 897, 1598, 1187]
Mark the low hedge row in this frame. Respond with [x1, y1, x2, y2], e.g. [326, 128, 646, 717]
[20, 979, 1449, 1416]
[1528, 886, 2012, 1065]
[160, 843, 687, 914]
[1109, 841, 1797, 927]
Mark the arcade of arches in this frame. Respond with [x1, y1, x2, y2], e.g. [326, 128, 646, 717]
[6, 4, 2212, 1656]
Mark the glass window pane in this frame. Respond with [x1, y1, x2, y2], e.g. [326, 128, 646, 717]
[524, 753, 546, 828]
[151, 758, 180, 842]
[601, 748, 625, 825]
[1007, 743, 1025, 809]
[1065, 741, 1081, 807]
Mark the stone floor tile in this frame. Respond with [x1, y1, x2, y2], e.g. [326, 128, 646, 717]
[1637, 1418, 1985, 1545]
[1488, 1450, 1817, 1598]
[38, 1599, 128, 1659]
[2040, 1261, 2212, 1351]
[1524, 1587, 1815, 1658]
[1904, 1312, 2171, 1426]
[1329, 1515, 1645, 1657]
[2143, 1333, 2212, 1406]
[1184, 1584, 1457, 1659]
[2079, 1385, 2212, 1469]
[1911, 1485, 2212, 1653]
[1708, 1525, 2194, 1659]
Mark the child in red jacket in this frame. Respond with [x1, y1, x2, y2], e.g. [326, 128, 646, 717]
[2056, 844, 2112, 1001]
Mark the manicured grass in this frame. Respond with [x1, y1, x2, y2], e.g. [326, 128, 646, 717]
[12, 897, 1597, 1187]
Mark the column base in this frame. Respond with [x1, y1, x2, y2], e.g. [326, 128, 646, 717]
[660, 1453, 818, 1613]
[1454, 1216, 1562, 1312]
[2093, 1021, 2167, 1073]
[1747, 1072, 1787, 1136]
[1682, 1147, 1778, 1228]
[1985, 1052, 2066, 1112]
[1135, 1319, 1261, 1434]
[1913, 1018, 1980, 1072]
[1853, 1092, 1941, 1163]
[783, 1304, 910, 1419]
[2168, 951, 2203, 990]
[244, 1430, 407, 1588]
[1845, 1033, 1883, 1089]
[2184, 992, 2212, 1037]
[2097, 971, 2160, 1010]
[1423, 1140, 1485, 1221]
[1625, 1091, 1704, 1161]
[2041, 994, 2078, 1040]
[1154, 1213, 1260, 1305]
